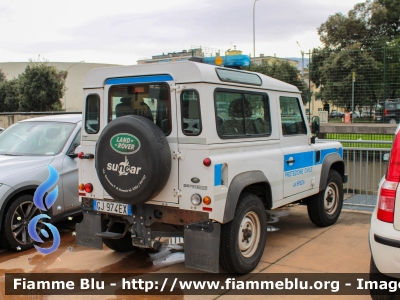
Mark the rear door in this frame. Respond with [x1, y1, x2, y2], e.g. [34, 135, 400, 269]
[105, 77, 179, 204]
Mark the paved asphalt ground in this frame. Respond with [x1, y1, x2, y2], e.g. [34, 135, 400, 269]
[0, 205, 379, 300]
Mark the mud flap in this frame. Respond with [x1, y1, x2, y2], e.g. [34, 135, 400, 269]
[184, 221, 220, 273]
[75, 211, 103, 250]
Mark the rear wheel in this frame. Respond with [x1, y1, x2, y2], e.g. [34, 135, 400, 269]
[219, 193, 267, 274]
[369, 256, 396, 300]
[389, 118, 396, 124]
[307, 170, 343, 227]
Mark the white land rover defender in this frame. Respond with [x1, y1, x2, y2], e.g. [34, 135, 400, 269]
[76, 55, 347, 274]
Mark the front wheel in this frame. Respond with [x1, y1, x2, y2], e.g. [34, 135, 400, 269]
[307, 170, 343, 227]
[1, 195, 42, 251]
[219, 193, 267, 274]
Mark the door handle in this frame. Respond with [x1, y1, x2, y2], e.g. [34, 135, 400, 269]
[286, 159, 295, 164]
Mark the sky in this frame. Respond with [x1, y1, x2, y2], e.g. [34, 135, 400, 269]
[0, 0, 364, 65]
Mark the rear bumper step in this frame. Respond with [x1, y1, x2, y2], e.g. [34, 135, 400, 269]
[95, 232, 125, 239]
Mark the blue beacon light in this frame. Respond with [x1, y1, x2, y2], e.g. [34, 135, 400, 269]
[203, 55, 250, 67]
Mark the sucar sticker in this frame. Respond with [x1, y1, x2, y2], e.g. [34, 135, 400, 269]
[106, 156, 142, 176]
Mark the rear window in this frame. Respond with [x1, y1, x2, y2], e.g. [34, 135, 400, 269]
[108, 84, 171, 135]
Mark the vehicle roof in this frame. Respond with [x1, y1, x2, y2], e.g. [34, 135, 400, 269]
[84, 61, 300, 94]
[18, 114, 82, 124]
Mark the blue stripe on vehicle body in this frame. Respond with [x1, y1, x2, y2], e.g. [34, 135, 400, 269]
[214, 164, 223, 186]
[284, 148, 342, 172]
[105, 74, 173, 85]
[317, 148, 343, 165]
[284, 151, 314, 172]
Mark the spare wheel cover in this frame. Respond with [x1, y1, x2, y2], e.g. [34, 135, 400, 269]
[95, 115, 171, 204]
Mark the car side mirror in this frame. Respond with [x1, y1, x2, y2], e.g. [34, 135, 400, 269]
[311, 116, 320, 135]
[67, 144, 81, 159]
[382, 153, 390, 162]
[310, 116, 320, 144]
[67, 152, 78, 158]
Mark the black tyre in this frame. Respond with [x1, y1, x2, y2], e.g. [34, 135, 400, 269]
[220, 193, 267, 274]
[1, 195, 41, 251]
[369, 256, 396, 300]
[95, 115, 171, 204]
[307, 170, 343, 227]
[102, 220, 136, 252]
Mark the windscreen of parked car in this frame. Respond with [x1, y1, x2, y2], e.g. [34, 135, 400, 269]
[0, 121, 76, 156]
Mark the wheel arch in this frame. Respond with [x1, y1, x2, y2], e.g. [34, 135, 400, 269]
[223, 171, 271, 224]
[319, 153, 345, 192]
[0, 185, 37, 232]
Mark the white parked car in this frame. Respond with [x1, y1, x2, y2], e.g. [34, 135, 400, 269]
[0, 114, 82, 251]
[369, 125, 400, 299]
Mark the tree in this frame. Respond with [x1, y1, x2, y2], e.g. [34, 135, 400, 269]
[18, 62, 67, 112]
[313, 0, 400, 111]
[0, 79, 21, 112]
[317, 45, 381, 111]
[250, 60, 310, 104]
[384, 38, 400, 99]
[0, 69, 6, 83]
[318, 0, 400, 50]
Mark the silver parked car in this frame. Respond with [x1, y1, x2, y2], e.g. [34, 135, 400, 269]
[0, 114, 81, 251]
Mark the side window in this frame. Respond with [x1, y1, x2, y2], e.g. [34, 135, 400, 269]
[215, 90, 271, 138]
[67, 129, 81, 154]
[280, 96, 307, 135]
[243, 93, 271, 135]
[181, 90, 201, 135]
[85, 94, 100, 134]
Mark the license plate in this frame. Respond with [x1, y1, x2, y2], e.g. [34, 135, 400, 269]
[93, 200, 132, 216]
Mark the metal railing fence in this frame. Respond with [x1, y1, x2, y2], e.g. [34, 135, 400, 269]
[321, 139, 393, 212]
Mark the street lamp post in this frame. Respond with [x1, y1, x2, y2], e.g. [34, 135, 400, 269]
[253, 0, 259, 68]
[64, 61, 84, 111]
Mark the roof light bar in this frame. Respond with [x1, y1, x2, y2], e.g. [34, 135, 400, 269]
[189, 55, 250, 68]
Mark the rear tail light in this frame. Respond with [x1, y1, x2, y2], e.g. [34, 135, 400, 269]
[84, 183, 93, 193]
[377, 180, 397, 223]
[384, 109, 388, 116]
[203, 158, 211, 167]
[378, 133, 400, 223]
